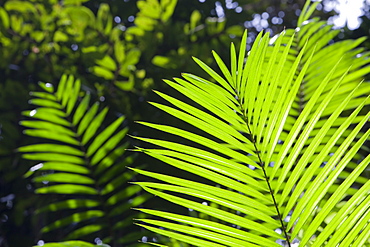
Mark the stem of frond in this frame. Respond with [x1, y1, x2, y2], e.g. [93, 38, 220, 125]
[243, 115, 291, 247]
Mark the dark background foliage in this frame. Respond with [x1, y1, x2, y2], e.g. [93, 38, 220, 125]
[0, 0, 369, 246]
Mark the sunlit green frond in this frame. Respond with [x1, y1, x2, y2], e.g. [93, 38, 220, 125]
[271, 10, 370, 152]
[19, 75, 148, 246]
[135, 3, 370, 246]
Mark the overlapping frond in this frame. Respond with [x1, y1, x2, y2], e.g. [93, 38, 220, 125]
[134, 3, 370, 246]
[20, 75, 148, 246]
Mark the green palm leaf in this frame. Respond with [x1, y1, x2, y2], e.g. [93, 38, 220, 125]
[134, 3, 370, 246]
[19, 75, 149, 246]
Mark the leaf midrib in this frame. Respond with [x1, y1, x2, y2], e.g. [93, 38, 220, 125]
[240, 103, 292, 247]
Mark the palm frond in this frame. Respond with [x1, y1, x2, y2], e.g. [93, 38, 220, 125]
[19, 75, 149, 246]
[134, 3, 370, 246]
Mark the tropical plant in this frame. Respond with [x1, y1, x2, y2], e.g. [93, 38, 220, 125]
[1, 1, 368, 246]
[19, 74, 149, 246]
[133, 1, 370, 246]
